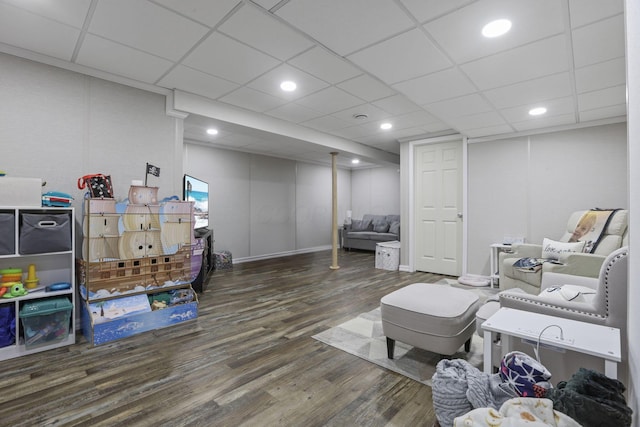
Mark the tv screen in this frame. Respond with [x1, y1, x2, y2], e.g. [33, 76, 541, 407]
[183, 174, 209, 230]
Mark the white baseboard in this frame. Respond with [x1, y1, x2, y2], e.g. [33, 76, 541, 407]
[233, 245, 332, 264]
[399, 264, 411, 272]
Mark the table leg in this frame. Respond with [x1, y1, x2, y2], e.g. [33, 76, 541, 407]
[605, 360, 618, 380]
[483, 330, 493, 373]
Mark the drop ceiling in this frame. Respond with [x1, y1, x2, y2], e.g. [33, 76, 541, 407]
[0, 0, 627, 168]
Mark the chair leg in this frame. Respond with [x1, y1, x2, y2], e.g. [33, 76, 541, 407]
[464, 337, 472, 352]
[386, 337, 395, 359]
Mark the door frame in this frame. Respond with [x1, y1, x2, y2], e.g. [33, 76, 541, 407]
[407, 134, 468, 274]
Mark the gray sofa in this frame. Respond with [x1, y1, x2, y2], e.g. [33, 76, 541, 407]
[343, 214, 400, 251]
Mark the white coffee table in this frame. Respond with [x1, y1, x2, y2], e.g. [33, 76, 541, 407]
[482, 307, 621, 379]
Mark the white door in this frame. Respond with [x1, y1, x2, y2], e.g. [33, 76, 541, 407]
[414, 140, 462, 275]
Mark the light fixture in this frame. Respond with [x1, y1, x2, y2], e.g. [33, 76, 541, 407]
[280, 80, 297, 92]
[206, 128, 218, 135]
[351, 159, 360, 164]
[529, 107, 547, 116]
[380, 122, 392, 130]
[482, 19, 512, 38]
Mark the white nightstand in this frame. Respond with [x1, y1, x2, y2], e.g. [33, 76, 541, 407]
[489, 243, 513, 288]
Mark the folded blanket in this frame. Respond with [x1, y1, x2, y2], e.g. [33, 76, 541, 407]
[432, 359, 517, 427]
[453, 398, 581, 427]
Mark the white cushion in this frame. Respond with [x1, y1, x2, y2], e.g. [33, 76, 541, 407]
[538, 284, 596, 304]
[542, 238, 585, 261]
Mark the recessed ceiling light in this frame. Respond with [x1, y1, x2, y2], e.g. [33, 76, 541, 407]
[482, 19, 512, 38]
[206, 128, 218, 135]
[351, 159, 360, 164]
[280, 81, 297, 92]
[380, 122, 392, 130]
[529, 107, 547, 116]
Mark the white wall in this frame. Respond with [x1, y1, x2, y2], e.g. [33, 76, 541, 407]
[0, 53, 179, 211]
[350, 166, 400, 219]
[183, 142, 352, 261]
[467, 123, 627, 275]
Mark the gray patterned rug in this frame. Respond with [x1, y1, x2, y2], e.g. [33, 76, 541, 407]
[312, 279, 498, 386]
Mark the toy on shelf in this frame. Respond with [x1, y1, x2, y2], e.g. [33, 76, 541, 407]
[1, 282, 28, 298]
[42, 191, 74, 207]
[24, 264, 39, 289]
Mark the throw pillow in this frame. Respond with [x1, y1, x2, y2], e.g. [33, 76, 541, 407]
[542, 238, 586, 261]
[373, 221, 389, 233]
[351, 218, 372, 232]
[389, 221, 400, 235]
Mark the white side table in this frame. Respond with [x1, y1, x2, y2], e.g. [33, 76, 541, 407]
[482, 307, 621, 379]
[489, 243, 512, 288]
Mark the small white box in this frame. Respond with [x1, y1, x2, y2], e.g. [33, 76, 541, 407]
[0, 177, 42, 207]
[375, 241, 401, 270]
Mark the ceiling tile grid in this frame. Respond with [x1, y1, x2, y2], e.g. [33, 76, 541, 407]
[0, 0, 628, 169]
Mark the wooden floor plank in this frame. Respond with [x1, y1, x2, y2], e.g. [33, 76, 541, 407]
[0, 250, 448, 426]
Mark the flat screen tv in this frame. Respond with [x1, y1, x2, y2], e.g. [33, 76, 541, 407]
[183, 174, 209, 230]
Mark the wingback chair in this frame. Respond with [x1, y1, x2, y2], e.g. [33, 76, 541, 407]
[499, 209, 628, 294]
[498, 246, 629, 383]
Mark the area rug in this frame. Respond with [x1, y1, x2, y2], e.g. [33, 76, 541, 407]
[312, 280, 498, 386]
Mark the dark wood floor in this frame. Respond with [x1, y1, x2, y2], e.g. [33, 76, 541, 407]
[0, 250, 449, 427]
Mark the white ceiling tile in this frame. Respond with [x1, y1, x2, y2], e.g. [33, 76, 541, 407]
[1, 0, 92, 28]
[250, 0, 281, 11]
[372, 95, 421, 116]
[218, 86, 286, 112]
[247, 63, 329, 100]
[390, 110, 442, 130]
[426, 94, 494, 119]
[572, 15, 625, 68]
[393, 68, 477, 105]
[348, 29, 451, 85]
[500, 96, 575, 123]
[276, 0, 414, 56]
[157, 65, 239, 99]
[568, 0, 623, 28]
[579, 104, 626, 122]
[89, 0, 209, 61]
[76, 34, 173, 83]
[575, 58, 626, 94]
[332, 125, 374, 140]
[511, 113, 576, 132]
[337, 74, 396, 102]
[424, 0, 565, 64]
[331, 103, 389, 125]
[183, 32, 280, 84]
[219, 4, 314, 60]
[301, 115, 352, 132]
[483, 73, 573, 109]
[461, 35, 569, 90]
[578, 85, 626, 112]
[296, 87, 364, 115]
[288, 47, 361, 84]
[399, 0, 475, 24]
[264, 102, 324, 123]
[0, 3, 80, 60]
[448, 111, 507, 131]
[153, 0, 241, 28]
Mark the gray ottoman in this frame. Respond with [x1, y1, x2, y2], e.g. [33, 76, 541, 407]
[381, 283, 479, 358]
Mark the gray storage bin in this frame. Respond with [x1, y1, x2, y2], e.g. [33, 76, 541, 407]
[19, 212, 72, 254]
[0, 213, 15, 255]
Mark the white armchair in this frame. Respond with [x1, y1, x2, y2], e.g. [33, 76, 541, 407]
[499, 209, 628, 294]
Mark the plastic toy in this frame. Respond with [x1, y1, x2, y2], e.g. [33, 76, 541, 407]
[24, 264, 39, 289]
[2, 282, 28, 298]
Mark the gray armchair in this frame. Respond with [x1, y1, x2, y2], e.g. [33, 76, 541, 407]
[499, 246, 629, 383]
[499, 209, 628, 294]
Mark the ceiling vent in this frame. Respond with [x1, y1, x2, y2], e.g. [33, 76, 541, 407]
[353, 113, 368, 120]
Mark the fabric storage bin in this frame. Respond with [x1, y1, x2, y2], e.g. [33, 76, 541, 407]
[375, 241, 400, 270]
[19, 212, 72, 254]
[0, 213, 15, 255]
[20, 297, 72, 350]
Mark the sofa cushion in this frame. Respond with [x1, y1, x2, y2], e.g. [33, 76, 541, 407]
[351, 218, 372, 231]
[389, 221, 400, 235]
[373, 220, 389, 233]
[369, 232, 398, 242]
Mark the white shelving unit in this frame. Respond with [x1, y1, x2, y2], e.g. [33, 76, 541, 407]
[0, 207, 75, 360]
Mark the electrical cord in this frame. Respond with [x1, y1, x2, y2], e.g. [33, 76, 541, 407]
[534, 324, 564, 364]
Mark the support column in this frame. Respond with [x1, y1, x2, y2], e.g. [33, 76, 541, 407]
[330, 152, 340, 270]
